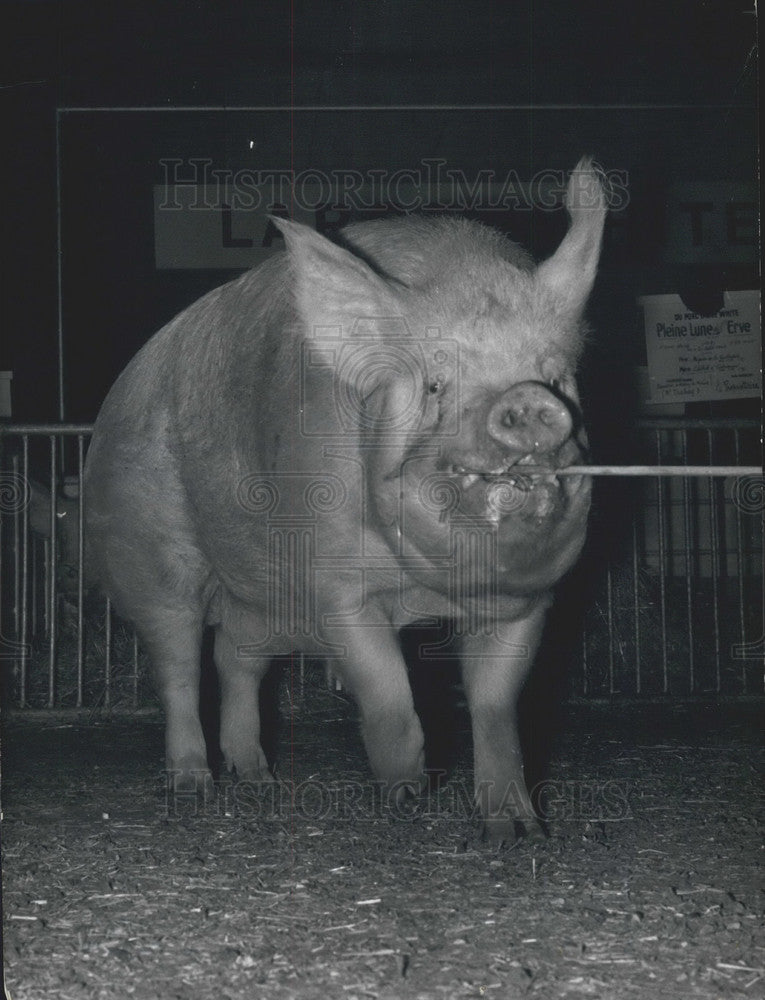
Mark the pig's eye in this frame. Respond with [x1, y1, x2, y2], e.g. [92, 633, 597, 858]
[548, 377, 562, 392]
[427, 377, 445, 395]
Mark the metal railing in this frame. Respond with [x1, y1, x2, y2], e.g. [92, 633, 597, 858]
[579, 418, 762, 695]
[1, 420, 762, 708]
[0, 425, 139, 708]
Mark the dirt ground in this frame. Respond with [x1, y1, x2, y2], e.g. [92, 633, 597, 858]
[1, 687, 763, 1000]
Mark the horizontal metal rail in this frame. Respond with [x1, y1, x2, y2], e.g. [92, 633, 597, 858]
[0, 424, 94, 435]
[633, 417, 760, 429]
[555, 465, 761, 477]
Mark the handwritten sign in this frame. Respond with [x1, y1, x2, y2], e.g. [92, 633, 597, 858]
[640, 291, 761, 404]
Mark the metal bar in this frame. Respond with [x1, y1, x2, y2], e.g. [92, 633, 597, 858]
[707, 429, 722, 692]
[0, 434, 5, 655]
[30, 534, 38, 635]
[655, 429, 669, 693]
[637, 420, 761, 434]
[581, 624, 588, 696]
[104, 595, 112, 709]
[606, 562, 614, 694]
[56, 110, 64, 425]
[635, 418, 760, 430]
[733, 431, 748, 692]
[55, 112, 67, 478]
[76, 435, 85, 707]
[43, 538, 51, 638]
[681, 433, 695, 693]
[448, 465, 759, 477]
[709, 473, 722, 692]
[0, 424, 94, 435]
[47, 437, 57, 707]
[132, 629, 139, 708]
[57, 104, 753, 113]
[553, 466, 762, 477]
[19, 442, 30, 707]
[12, 454, 21, 636]
[632, 512, 641, 693]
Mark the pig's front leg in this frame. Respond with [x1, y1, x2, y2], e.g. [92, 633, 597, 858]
[460, 605, 548, 844]
[335, 623, 426, 804]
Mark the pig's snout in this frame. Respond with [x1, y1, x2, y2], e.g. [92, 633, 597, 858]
[487, 382, 574, 456]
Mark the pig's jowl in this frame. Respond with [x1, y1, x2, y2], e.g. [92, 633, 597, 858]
[84, 159, 607, 842]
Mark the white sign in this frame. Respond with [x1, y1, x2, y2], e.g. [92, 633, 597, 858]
[640, 291, 761, 404]
[153, 186, 318, 270]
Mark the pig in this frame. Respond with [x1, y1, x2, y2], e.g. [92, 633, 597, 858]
[84, 158, 607, 842]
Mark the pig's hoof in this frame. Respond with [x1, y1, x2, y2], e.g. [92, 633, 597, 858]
[232, 764, 275, 785]
[381, 774, 427, 815]
[223, 747, 273, 785]
[167, 766, 216, 803]
[482, 817, 548, 848]
[514, 818, 549, 845]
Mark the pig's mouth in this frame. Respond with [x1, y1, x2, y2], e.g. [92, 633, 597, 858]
[443, 453, 588, 525]
[449, 464, 555, 490]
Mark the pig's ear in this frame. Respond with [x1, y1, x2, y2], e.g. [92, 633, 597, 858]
[535, 158, 607, 317]
[269, 216, 400, 336]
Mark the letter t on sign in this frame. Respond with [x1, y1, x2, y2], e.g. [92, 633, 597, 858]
[678, 202, 713, 246]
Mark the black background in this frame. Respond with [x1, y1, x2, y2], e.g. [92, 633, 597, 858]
[0, 1, 758, 424]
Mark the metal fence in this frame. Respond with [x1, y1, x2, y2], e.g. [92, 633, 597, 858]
[1, 420, 762, 709]
[578, 419, 762, 696]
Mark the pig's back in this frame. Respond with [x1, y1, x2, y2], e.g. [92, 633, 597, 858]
[338, 216, 533, 287]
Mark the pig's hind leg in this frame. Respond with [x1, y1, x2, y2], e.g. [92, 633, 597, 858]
[213, 607, 275, 784]
[92, 525, 215, 799]
[138, 607, 213, 799]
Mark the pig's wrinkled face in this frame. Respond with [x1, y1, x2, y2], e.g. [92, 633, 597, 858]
[431, 278, 587, 506]
[273, 159, 606, 595]
[379, 276, 593, 593]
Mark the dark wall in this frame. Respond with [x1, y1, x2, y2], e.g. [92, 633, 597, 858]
[1, 1, 758, 421]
